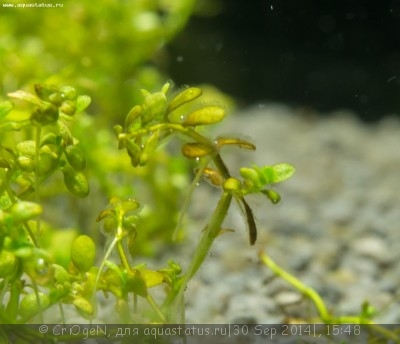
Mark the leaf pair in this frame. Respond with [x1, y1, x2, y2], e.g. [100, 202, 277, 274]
[7, 84, 91, 126]
[240, 163, 295, 195]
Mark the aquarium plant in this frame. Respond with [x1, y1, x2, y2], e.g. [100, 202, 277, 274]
[0, 81, 295, 326]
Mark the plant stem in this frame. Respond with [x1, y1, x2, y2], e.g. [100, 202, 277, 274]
[117, 240, 131, 272]
[34, 125, 42, 246]
[145, 294, 166, 323]
[167, 191, 233, 322]
[173, 156, 210, 241]
[134, 123, 231, 178]
[259, 251, 331, 322]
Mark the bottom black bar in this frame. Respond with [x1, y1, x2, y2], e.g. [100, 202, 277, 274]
[1, 324, 399, 344]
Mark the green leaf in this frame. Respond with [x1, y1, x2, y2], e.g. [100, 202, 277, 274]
[261, 189, 281, 204]
[239, 167, 259, 187]
[40, 132, 61, 146]
[75, 95, 91, 113]
[104, 260, 124, 282]
[141, 89, 167, 124]
[167, 87, 202, 113]
[62, 168, 90, 197]
[34, 84, 59, 103]
[182, 105, 226, 126]
[125, 105, 142, 132]
[16, 140, 36, 157]
[0, 251, 18, 279]
[9, 202, 42, 222]
[139, 130, 159, 166]
[19, 292, 50, 320]
[65, 145, 86, 171]
[201, 167, 223, 187]
[262, 163, 295, 184]
[30, 103, 59, 126]
[125, 138, 141, 167]
[181, 142, 215, 159]
[0, 101, 14, 120]
[7, 90, 43, 107]
[73, 297, 94, 318]
[60, 100, 76, 116]
[17, 156, 35, 172]
[38, 149, 59, 176]
[216, 136, 256, 150]
[125, 270, 148, 297]
[70, 235, 96, 273]
[139, 269, 164, 288]
[120, 198, 141, 213]
[60, 86, 77, 101]
[53, 264, 70, 284]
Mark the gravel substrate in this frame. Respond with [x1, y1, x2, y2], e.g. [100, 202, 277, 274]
[50, 104, 400, 326]
[180, 104, 400, 324]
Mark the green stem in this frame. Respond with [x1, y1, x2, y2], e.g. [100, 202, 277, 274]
[117, 240, 130, 271]
[173, 156, 210, 241]
[167, 191, 233, 322]
[259, 251, 331, 322]
[34, 126, 42, 246]
[259, 251, 400, 344]
[58, 302, 66, 324]
[133, 123, 231, 178]
[145, 293, 166, 323]
[93, 236, 119, 318]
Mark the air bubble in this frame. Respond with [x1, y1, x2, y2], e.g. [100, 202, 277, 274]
[35, 258, 48, 275]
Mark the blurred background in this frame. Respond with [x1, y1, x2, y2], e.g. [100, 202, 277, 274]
[2, 0, 400, 122]
[166, 0, 400, 121]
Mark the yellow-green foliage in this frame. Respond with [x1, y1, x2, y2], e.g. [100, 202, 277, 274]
[0, 0, 197, 121]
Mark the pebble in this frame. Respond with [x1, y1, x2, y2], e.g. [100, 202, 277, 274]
[182, 105, 400, 323]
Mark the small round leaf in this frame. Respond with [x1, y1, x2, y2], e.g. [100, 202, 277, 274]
[183, 106, 226, 126]
[10, 202, 42, 222]
[262, 163, 295, 184]
[73, 297, 94, 318]
[75, 95, 91, 113]
[181, 142, 215, 159]
[60, 100, 76, 116]
[65, 145, 86, 171]
[0, 251, 18, 279]
[70, 235, 96, 273]
[19, 292, 50, 320]
[16, 140, 36, 157]
[60, 86, 77, 101]
[63, 168, 90, 197]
